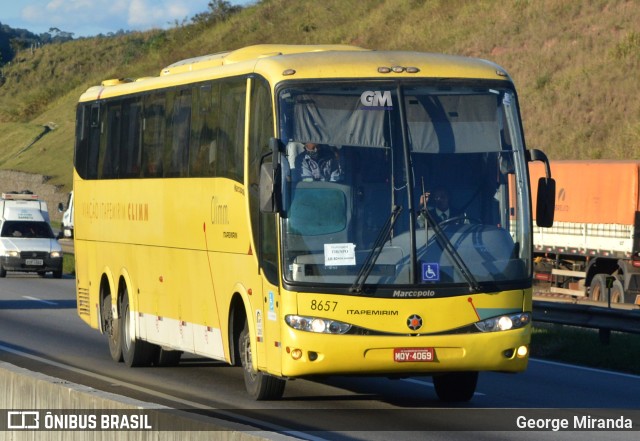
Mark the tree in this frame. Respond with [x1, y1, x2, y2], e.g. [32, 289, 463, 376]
[48, 27, 74, 43]
[192, 0, 242, 25]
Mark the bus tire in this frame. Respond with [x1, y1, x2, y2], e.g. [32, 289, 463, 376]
[0, 266, 5, 277]
[239, 321, 285, 400]
[103, 294, 123, 362]
[121, 290, 157, 367]
[433, 371, 478, 402]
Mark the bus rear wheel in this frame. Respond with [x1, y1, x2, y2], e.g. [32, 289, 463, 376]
[433, 371, 478, 402]
[103, 294, 123, 362]
[239, 321, 285, 400]
[120, 290, 157, 367]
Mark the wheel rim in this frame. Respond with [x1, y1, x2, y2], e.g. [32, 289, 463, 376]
[610, 285, 624, 303]
[105, 308, 114, 339]
[123, 302, 132, 352]
[241, 330, 257, 381]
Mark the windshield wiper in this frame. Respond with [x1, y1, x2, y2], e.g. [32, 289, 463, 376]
[421, 208, 481, 293]
[350, 205, 402, 294]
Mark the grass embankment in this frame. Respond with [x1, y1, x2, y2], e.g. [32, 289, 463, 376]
[2, 0, 640, 193]
[531, 324, 640, 376]
[62, 253, 74, 276]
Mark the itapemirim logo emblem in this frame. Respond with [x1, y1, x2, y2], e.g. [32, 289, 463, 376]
[407, 314, 423, 331]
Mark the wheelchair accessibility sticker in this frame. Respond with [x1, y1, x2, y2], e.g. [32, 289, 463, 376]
[422, 263, 440, 282]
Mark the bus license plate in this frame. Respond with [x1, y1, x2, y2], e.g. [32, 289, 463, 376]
[393, 347, 434, 362]
[25, 259, 44, 266]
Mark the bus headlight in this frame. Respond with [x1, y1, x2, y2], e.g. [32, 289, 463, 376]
[5, 251, 19, 258]
[474, 312, 531, 332]
[50, 251, 62, 258]
[285, 315, 352, 334]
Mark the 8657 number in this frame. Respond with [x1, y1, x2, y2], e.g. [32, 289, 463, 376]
[310, 300, 338, 312]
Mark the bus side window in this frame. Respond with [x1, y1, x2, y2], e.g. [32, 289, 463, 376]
[142, 93, 166, 178]
[120, 100, 143, 178]
[189, 83, 217, 177]
[217, 78, 246, 183]
[74, 104, 93, 179]
[99, 104, 121, 179]
[87, 104, 101, 179]
[166, 89, 191, 177]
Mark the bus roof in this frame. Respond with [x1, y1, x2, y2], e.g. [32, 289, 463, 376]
[159, 44, 369, 75]
[79, 44, 512, 102]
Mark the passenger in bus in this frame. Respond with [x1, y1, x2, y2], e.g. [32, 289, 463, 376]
[294, 142, 343, 182]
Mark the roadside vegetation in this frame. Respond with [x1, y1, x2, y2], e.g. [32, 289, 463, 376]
[62, 253, 74, 277]
[1, 0, 639, 191]
[531, 324, 640, 376]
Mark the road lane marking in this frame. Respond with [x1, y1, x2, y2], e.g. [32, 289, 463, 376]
[0, 343, 326, 439]
[530, 357, 640, 380]
[0, 343, 204, 408]
[22, 296, 57, 305]
[401, 378, 486, 396]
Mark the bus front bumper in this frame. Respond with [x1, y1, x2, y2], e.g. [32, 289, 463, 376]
[279, 326, 531, 377]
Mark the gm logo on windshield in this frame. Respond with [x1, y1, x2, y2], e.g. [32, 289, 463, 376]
[360, 91, 393, 110]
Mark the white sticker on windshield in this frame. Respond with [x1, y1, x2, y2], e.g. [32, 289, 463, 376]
[324, 243, 356, 266]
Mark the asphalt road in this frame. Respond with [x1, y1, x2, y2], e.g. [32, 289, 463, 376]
[0, 274, 639, 440]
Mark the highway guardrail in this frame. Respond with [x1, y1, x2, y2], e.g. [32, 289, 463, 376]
[533, 300, 640, 340]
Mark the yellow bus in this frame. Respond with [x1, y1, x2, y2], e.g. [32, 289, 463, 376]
[73, 44, 555, 401]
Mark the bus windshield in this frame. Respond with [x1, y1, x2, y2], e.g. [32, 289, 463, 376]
[278, 81, 531, 291]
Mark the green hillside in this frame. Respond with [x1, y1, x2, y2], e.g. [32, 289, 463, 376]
[1, 0, 639, 192]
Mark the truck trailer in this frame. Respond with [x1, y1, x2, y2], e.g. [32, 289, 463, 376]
[530, 160, 640, 305]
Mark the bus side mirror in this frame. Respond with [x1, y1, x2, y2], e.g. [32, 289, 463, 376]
[527, 149, 555, 228]
[260, 163, 276, 213]
[536, 177, 555, 228]
[259, 138, 283, 213]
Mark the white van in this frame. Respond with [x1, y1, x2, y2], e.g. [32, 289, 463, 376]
[0, 192, 63, 278]
[58, 191, 74, 238]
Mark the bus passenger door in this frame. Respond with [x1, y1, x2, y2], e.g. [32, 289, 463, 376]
[260, 280, 282, 376]
[257, 210, 282, 375]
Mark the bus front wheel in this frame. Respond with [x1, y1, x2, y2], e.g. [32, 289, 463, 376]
[239, 321, 286, 400]
[433, 371, 478, 402]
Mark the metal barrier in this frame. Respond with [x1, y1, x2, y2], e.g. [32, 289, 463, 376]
[533, 300, 640, 343]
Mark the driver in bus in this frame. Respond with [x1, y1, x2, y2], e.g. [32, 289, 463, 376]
[295, 142, 344, 182]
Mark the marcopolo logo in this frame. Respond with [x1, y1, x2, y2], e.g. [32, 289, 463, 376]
[360, 90, 393, 110]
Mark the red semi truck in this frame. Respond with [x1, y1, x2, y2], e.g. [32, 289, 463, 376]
[529, 160, 640, 306]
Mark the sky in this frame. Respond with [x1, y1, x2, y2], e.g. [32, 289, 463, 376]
[1, 0, 251, 38]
